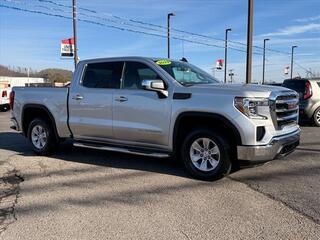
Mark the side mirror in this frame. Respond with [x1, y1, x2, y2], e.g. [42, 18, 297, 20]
[142, 79, 165, 91]
[141, 79, 168, 98]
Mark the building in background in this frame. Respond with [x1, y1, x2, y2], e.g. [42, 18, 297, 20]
[0, 76, 47, 87]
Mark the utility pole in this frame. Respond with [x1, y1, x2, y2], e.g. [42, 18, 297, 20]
[246, 0, 254, 84]
[224, 28, 232, 83]
[290, 45, 297, 79]
[72, 0, 78, 69]
[167, 12, 175, 59]
[262, 38, 269, 84]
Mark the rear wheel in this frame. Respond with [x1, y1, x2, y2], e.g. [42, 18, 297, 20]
[313, 107, 320, 127]
[181, 129, 232, 181]
[28, 118, 57, 155]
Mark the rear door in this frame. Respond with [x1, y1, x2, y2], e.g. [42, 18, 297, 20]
[68, 61, 123, 141]
[112, 61, 172, 148]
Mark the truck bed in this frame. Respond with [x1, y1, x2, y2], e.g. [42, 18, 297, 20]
[12, 87, 70, 138]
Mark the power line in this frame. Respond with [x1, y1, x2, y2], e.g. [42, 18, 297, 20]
[2, 0, 313, 59]
[29, 0, 268, 51]
[34, 0, 304, 58]
[3, 0, 278, 57]
[294, 61, 315, 76]
[1, 0, 315, 73]
[1, 2, 264, 55]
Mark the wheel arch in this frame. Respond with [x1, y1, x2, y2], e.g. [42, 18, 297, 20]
[22, 104, 60, 141]
[172, 111, 242, 153]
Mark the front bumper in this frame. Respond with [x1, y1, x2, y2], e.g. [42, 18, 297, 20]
[237, 129, 300, 163]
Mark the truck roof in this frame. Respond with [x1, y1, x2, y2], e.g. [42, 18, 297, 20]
[79, 56, 180, 64]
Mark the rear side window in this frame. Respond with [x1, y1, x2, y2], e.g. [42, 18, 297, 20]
[317, 82, 320, 88]
[82, 62, 124, 89]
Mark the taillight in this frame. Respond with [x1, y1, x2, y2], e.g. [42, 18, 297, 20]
[2, 90, 7, 98]
[303, 81, 312, 100]
[9, 91, 14, 109]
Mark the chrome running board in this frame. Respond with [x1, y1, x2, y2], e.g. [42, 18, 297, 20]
[73, 142, 170, 158]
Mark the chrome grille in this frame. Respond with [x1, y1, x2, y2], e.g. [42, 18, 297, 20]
[270, 92, 299, 129]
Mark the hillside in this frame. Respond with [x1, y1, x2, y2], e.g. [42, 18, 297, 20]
[37, 68, 73, 83]
[0, 65, 73, 83]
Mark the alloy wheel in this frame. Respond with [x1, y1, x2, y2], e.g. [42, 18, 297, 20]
[189, 137, 221, 172]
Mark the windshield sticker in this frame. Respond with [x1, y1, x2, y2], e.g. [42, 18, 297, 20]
[156, 60, 171, 65]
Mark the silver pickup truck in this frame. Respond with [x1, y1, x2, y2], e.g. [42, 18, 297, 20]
[10, 57, 300, 180]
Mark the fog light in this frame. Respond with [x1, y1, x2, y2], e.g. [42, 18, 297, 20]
[256, 126, 265, 141]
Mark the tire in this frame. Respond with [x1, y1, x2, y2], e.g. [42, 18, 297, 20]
[27, 118, 57, 155]
[313, 107, 320, 127]
[0, 104, 10, 112]
[181, 128, 232, 181]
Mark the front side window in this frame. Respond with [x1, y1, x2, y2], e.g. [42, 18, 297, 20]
[82, 62, 123, 89]
[122, 62, 161, 89]
[155, 60, 219, 86]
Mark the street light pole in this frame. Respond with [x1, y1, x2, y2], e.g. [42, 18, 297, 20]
[262, 38, 269, 84]
[167, 13, 175, 59]
[290, 45, 297, 79]
[224, 28, 232, 84]
[246, 0, 254, 84]
[72, 0, 78, 69]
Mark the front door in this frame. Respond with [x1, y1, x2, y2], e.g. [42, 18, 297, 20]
[113, 61, 172, 148]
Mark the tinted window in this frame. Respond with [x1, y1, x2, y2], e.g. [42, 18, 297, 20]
[282, 80, 306, 94]
[123, 62, 161, 89]
[317, 82, 320, 88]
[82, 62, 123, 89]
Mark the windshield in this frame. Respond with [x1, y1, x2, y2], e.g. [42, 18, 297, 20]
[154, 60, 219, 85]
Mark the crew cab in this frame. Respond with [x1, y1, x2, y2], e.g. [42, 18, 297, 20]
[10, 57, 300, 180]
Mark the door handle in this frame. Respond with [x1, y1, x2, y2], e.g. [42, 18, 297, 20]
[72, 94, 83, 100]
[115, 96, 128, 102]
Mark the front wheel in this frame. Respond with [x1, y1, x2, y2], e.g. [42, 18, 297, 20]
[181, 129, 232, 181]
[313, 107, 320, 127]
[28, 118, 57, 155]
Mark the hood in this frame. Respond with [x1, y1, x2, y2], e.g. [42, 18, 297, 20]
[181, 83, 293, 98]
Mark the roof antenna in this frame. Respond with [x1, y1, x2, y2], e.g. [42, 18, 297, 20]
[179, 38, 188, 62]
[180, 57, 188, 62]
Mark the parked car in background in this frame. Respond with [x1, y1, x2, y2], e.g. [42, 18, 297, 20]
[0, 87, 11, 112]
[282, 78, 320, 126]
[10, 57, 300, 180]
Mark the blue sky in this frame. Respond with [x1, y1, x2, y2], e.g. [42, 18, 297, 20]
[0, 0, 319, 83]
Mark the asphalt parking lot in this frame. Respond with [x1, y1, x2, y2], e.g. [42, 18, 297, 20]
[0, 111, 319, 239]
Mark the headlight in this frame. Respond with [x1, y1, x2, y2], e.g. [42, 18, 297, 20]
[234, 97, 269, 119]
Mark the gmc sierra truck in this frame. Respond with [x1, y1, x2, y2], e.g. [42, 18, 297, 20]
[10, 57, 300, 180]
